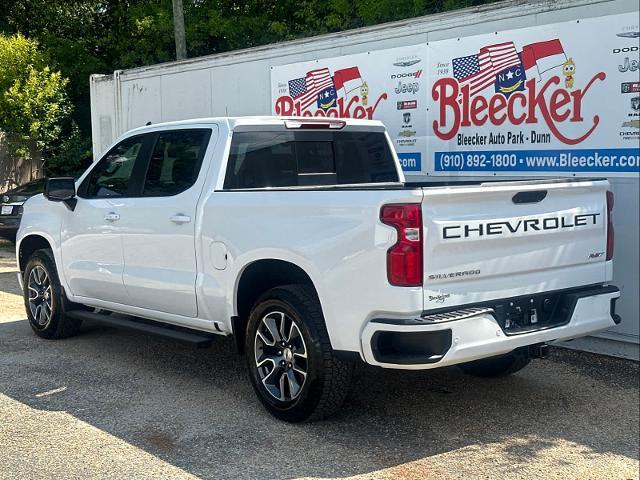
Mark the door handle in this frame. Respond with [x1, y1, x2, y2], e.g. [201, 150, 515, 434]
[170, 214, 191, 224]
[104, 212, 120, 222]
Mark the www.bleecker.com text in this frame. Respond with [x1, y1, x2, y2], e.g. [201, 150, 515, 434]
[442, 213, 600, 239]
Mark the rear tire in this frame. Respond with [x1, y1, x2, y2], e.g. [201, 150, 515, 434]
[23, 249, 83, 339]
[245, 285, 353, 422]
[458, 349, 531, 378]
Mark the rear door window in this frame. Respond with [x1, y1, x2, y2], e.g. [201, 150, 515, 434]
[224, 130, 398, 189]
[142, 129, 211, 196]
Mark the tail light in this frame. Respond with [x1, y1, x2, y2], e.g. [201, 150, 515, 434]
[380, 204, 423, 286]
[606, 190, 614, 260]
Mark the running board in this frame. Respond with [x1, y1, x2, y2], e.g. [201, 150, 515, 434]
[66, 310, 216, 348]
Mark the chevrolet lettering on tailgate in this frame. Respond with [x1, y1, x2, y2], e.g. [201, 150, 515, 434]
[442, 212, 601, 239]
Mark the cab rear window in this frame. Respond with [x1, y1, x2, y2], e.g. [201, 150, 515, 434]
[223, 130, 399, 189]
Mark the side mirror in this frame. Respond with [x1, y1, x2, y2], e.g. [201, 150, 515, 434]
[44, 177, 77, 211]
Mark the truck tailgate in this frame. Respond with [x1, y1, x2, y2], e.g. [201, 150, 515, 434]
[421, 179, 610, 311]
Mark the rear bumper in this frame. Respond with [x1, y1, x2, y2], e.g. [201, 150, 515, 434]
[361, 285, 620, 370]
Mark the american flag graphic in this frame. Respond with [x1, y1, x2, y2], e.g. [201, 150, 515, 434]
[288, 68, 334, 110]
[452, 42, 521, 97]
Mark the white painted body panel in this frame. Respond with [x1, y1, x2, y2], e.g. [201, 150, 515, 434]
[17, 197, 66, 284]
[199, 188, 425, 351]
[61, 197, 130, 304]
[421, 180, 610, 311]
[16, 117, 617, 366]
[118, 193, 201, 317]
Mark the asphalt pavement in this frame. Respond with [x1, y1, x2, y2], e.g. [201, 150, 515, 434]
[0, 240, 638, 480]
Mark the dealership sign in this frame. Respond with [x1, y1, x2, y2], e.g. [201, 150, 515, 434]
[428, 14, 639, 175]
[270, 45, 428, 173]
[271, 14, 639, 176]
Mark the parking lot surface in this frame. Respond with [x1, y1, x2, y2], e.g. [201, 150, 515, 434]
[0, 240, 638, 480]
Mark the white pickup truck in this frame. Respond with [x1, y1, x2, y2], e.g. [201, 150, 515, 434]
[16, 117, 620, 422]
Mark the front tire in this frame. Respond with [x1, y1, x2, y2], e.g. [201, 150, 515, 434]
[246, 285, 353, 422]
[458, 349, 531, 378]
[23, 249, 82, 339]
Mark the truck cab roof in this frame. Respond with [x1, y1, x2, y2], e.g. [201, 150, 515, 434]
[125, 116, 386, 137]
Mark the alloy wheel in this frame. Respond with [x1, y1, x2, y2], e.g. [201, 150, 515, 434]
[27, 265, 53, 327]
[254, 310, 308, 402]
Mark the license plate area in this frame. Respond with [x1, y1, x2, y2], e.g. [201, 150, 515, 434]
[1, 205, 14, 215]
[421, 285, 616, 334]
[492, 292, 572, 335]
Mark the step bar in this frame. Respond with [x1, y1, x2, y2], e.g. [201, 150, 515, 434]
[66, 310, 216, 348]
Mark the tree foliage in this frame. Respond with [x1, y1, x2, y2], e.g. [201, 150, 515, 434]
[44, 122, 92, 177]
[0, 33, 71, 162]
[2, 0, 494, 99]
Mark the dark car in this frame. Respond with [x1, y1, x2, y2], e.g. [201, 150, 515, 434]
[0, 179, 46, 242]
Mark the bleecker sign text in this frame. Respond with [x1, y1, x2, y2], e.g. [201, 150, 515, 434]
[442, 212, 600, 239]
[432, 73, 606, 145]
[275, 94, 387, 119]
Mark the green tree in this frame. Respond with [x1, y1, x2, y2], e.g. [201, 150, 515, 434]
[0, 34, 72, 167]
[44, 122, 92, 177]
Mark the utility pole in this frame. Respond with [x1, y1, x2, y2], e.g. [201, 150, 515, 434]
[172, 0, 187, 60]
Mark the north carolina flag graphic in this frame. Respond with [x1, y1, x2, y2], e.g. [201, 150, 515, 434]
[333, 67, 363, 94]
[520, 39, 567, 79]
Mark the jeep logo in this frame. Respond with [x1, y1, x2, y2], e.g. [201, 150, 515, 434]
[619, 57, 639, 73]
[395, 81, 420, 95]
